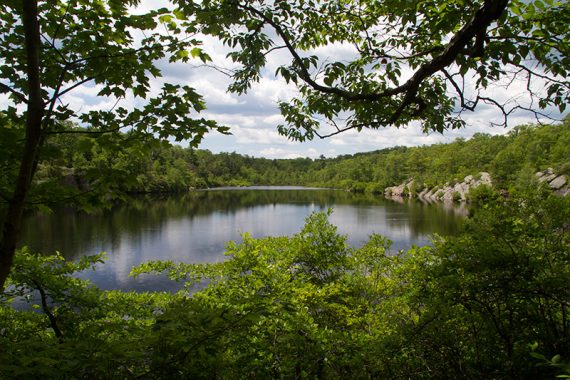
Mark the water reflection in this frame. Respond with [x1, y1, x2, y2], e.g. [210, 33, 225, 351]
[20, 188, 467, 291]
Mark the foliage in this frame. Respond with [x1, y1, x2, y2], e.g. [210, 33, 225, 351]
[24, 120, 570, 198]
[2, 191, 568, 378]
[0, 248, 182, 378]
[0, 1, 229, 207]
[466, 183, 498, 203]
[0, 0, 229, 287]
[416, 190, 570, 378]
[183, 0, 569, 139]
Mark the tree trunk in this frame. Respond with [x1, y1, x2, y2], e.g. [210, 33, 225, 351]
[0, 0, 44, 290]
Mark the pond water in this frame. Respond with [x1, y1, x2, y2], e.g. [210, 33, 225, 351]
[19, 187, 468, 292]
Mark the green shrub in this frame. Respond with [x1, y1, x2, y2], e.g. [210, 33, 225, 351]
[2, 192, 568, 379]
[466, 184, 497, 203]
[452, 191, 462, 202]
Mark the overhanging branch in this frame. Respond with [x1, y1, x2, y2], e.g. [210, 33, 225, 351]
[241, 0, 509, 107]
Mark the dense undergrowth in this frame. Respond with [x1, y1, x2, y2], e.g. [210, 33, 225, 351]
[1, 188, 568, 379]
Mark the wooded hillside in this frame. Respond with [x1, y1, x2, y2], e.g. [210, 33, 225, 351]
[33, 120, 570, 197]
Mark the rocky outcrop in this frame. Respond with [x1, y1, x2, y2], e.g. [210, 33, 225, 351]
[384, 169, 569, 202]
[535, 168, 569, 196]
[384, 180, 415, 198]
[385, 172, 493, 202]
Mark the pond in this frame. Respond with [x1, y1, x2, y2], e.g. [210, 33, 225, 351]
[19, 187, 468, 292]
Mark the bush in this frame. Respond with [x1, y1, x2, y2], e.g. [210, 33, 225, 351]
[466, 184, 497, 203]
[2, 192, 568, 378]
[452, 191, 462, 202]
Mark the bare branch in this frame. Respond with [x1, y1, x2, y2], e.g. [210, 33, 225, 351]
[43, 65, 71, 131]
[510, 62, 569, 88]
[54, 76, 95, 100]
[31, 278, 63, 339]
[315, 124, 359, 139]
[443, 69, 475, 111]
[191, 63, 235, 77]
[51, 0, 74, 46]
[41, 33, 69, 65]
[221, 45, 288, 78]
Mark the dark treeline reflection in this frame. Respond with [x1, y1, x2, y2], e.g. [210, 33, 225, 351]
[20, 188, 466, 291]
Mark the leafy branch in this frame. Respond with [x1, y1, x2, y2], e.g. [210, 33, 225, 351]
[241, 0, 509, 120]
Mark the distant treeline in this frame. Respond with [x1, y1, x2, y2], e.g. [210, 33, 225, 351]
[37, 120, 570, 195]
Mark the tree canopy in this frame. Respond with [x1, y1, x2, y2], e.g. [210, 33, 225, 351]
[0, 0, 228, 288]
[183, 0, 569, 140]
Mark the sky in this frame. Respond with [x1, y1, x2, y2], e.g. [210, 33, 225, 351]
[1, 1, 566, 160]
[152, 32, 553, 160]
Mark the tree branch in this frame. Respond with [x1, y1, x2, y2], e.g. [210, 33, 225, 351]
[243, 0, 508, 103]
[0, 83, 28, 104]
[51, 0, 74, 46]
[0, 0, 46, 290]
[31, 278, 64, 339]
[315, 124, 358, 139]
[442, 69, 475, 111]
[510, 62, 569, 88]
[41, 33, 69, 65]
[240, 0, 510, 130]
[51, 76, 94, 102]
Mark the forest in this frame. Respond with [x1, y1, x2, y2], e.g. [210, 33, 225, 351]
[1, 0, 569, 378]
[30, 119, 570, 196]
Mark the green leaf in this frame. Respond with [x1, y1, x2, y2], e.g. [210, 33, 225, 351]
[190, 47, 202, 58]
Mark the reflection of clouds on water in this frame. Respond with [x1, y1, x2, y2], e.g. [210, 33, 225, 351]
[20, 190, 466, 292]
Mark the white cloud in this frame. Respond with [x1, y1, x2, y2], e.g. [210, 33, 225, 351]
[312, 42, 360, 62]
[130, 0, 172, 15]
[190, 79, 243, 106]
[0, 93, 10, 109]
[251, 77, 298, 104]
[262, 113, 285, 125]
[257, 147, 318, 159]
[233, 125, 292, 145]
[328, 122, 505, 153]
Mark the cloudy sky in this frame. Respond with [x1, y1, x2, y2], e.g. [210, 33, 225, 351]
[175, 41, 563, 159]
[2, 1, 565, 160]
[177, 37, 541, 159]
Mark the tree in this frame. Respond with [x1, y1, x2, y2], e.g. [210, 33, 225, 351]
[0, 1, 228, 289]
[183, 0, 569, 140]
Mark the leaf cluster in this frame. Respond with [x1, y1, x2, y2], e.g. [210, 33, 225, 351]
[184, 0, 569, 139]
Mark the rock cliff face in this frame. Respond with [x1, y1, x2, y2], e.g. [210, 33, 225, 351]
[535, 168, 569, 196]
[384, 169, 569, 202]
[385, 172, 493, 202]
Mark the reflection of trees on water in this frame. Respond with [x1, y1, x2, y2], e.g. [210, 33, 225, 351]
[181, 189, 385, 215]
[382, 198, 468, 240]
[20, 189, 467, 262]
